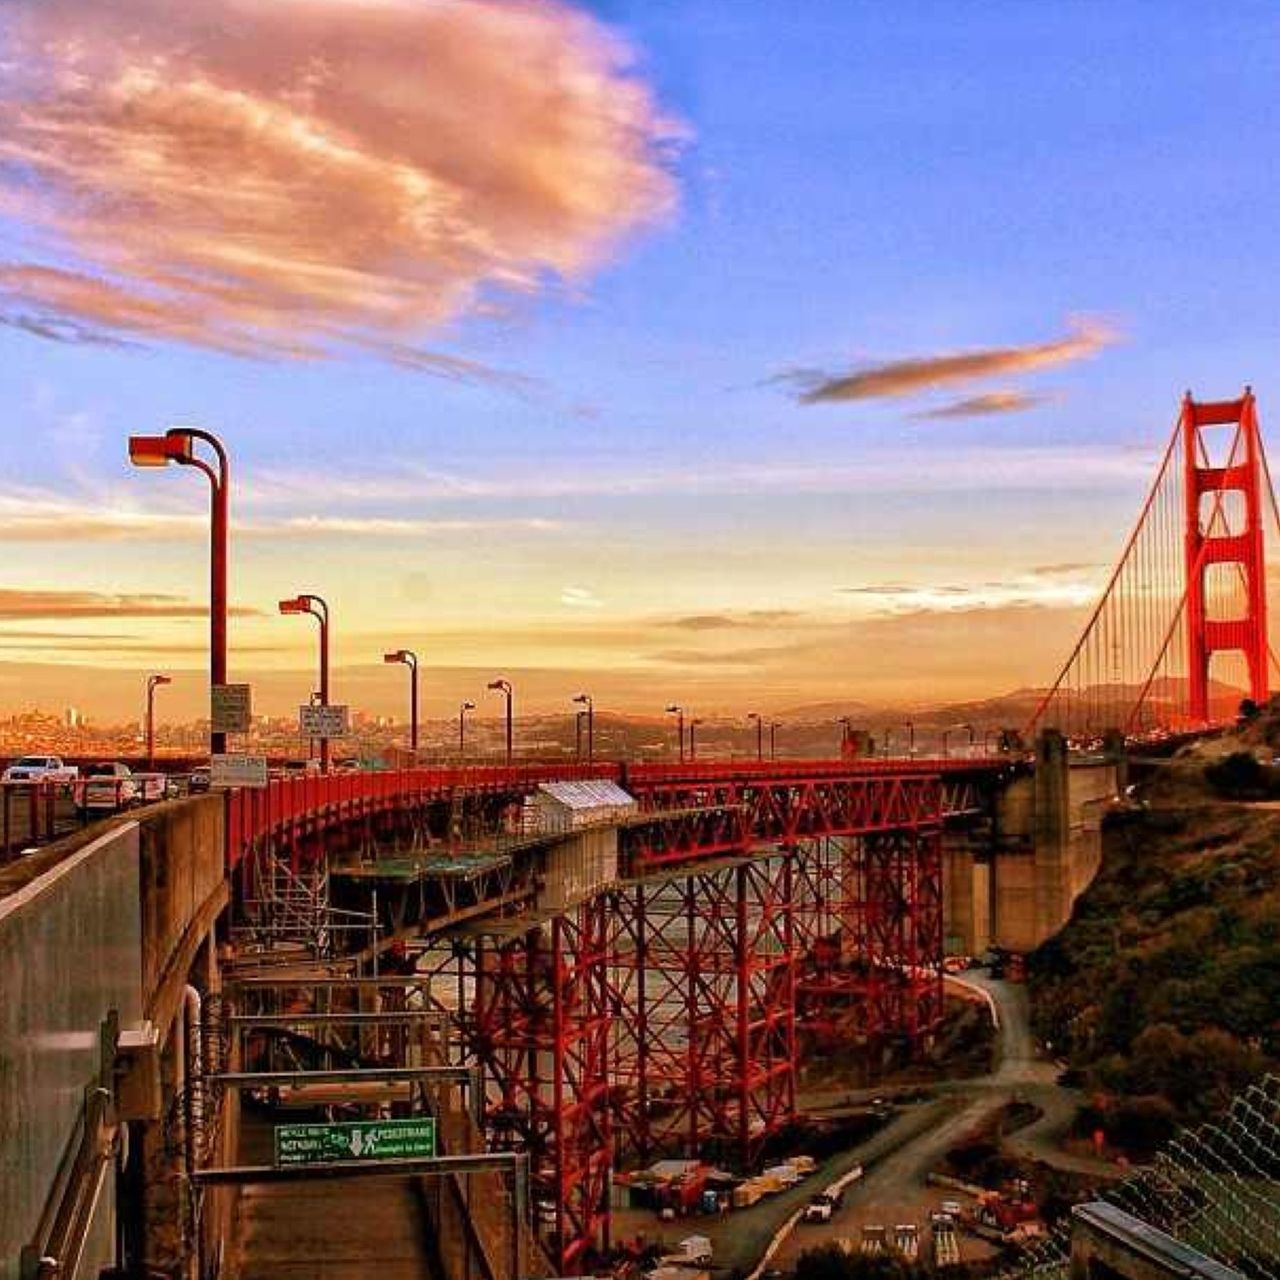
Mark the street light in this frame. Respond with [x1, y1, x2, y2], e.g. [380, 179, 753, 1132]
[904, 720, 916, 757]
[279, 594, 331, 773]
[383, 649, 419, 762]
[666, 704, 685, 763]
[882, 727, 894, 758]
[488, 678, 513, 764]
[747, 711, 763, 762]
[688, 717, 704, 761]
[573, 693, 594, 763]
[128, 426, 228, 756]
[145, 674, 171, 769]
[943, 722, 975, 759]
[459, 700, 475, 757]
[769, 720, 780, 761]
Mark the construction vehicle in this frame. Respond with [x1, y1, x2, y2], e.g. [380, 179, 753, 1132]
[860, 1225, 887, 1256]
[894, 1223, 920, 1261]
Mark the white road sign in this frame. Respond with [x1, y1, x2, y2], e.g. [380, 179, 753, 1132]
[211, 753, 269, 789]
[299, 704, 350, 739]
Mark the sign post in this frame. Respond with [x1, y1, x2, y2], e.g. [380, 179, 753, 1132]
[273, 1118, 436, 1167]
[211, 683, 253, 735]
[211, 754, 269, 789]
[298, 704, 350, 739]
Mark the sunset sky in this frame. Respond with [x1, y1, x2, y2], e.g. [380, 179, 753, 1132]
[1, 1, 1278, 721]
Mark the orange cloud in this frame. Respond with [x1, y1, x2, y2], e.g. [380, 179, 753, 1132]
[788, 319, 1115, 403]
[0, 0, 680, 367]
[0, 589, 260, 620]
[912, 390, 1046, 419]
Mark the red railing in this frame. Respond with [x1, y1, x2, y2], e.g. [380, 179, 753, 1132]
[222, 755, 1012, 870]
[223, 762, 617, 868]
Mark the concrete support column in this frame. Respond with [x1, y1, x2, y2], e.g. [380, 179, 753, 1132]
[1033, 729, 1073, 942]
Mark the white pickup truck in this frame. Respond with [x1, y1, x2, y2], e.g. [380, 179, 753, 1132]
[2, 755, 79, 783]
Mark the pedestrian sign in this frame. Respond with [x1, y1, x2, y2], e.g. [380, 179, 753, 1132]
[273, 1117, 436, 1167]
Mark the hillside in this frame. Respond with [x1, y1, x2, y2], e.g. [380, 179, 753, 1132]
[1027, 739, 1280, 1150]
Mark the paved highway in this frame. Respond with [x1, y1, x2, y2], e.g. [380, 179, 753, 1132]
[769, 973, 1115, 1271]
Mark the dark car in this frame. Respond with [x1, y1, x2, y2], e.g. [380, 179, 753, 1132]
[188, 765, 212, 794]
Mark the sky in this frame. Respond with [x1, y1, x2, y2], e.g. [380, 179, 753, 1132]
[1, 0, 1278, 723]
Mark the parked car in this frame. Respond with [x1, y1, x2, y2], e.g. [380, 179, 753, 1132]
[75, 762, 139, 815]
[3, 755, 78, 784]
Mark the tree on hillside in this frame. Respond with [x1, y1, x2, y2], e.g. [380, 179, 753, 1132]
[1204, 751, 1268, 799]
[795, 1244, 931, 1280]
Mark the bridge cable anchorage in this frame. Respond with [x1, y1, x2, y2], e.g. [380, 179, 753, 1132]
[1028, 390, 1276, 743]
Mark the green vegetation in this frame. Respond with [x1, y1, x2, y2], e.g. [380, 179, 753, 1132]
[794, 1244, 931, 1280]
[1029, 784, 1279, 1153]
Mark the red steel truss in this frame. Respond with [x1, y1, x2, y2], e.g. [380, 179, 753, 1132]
[608, 855, 797, 1169]
[448, 900, 612, 1275]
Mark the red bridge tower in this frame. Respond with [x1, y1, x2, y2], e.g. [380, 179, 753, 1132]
[1183, 390, 1269, 721]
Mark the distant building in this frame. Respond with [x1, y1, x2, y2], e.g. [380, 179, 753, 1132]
[65, 707, 81, 728]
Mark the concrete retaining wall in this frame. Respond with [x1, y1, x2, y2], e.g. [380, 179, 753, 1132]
[0, 822, 144, 1280]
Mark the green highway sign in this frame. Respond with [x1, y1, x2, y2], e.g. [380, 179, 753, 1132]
[273, 1117, 436, 1167]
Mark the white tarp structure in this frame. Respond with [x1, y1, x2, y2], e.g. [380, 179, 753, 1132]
[530, 780, 634, 909]
[530, 779, 636, 834]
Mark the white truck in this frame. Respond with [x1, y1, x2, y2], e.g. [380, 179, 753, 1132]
[3, 755, 78, 784]
[663, 1236, 713, 1267]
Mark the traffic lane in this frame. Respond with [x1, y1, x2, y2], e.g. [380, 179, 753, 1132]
[771, 1098, 964, 1268]
[612, 1104, 949, 1276]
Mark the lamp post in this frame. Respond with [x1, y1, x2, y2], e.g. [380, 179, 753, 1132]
[488, 679, 513, 764]
[573, 693, 594, 763]
[459, 700, 475, 758]
[882, 727, 894, 758]
[666, 704, 685, 763]
[904, 720, 916, 757]
[838, 714, 853, 756]
[747, 711, 763, 762]
[128, 427, 229, 756]
[279, 594, 331, 773]
[688, 717, 704, 761]
[769, 720, 780, 760]
[383, 649, 419, 762]
[145, 674, 171, 769]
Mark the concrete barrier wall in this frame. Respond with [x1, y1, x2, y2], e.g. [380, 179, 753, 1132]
[0, 822, 144, 1280]
[137, 795, 226, 1027]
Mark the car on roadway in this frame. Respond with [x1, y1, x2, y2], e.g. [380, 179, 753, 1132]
[3, 755, 79, 784]
[803, 1190, 844, 1223]
[188, 765, 212, 794]
[75, 762, 141, 815]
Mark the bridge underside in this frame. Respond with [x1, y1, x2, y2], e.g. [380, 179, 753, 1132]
[225, 764, 951, 1273]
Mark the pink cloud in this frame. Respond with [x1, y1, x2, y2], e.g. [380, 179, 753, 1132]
[0, 0, 681, 370]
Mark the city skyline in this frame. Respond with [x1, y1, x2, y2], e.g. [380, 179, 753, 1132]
[4, 2, 1280, 716]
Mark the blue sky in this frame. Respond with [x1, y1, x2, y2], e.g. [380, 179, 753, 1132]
[0, 0, 1276, 719]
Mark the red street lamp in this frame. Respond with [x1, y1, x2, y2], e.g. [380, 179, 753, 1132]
[769, 720, 781, 760]
[279, 594, 331, 773]
[128, 427, 228, 755]
[666, 704, 685, 763]
[383, 649, 419, 762]
[145, 674, 171, 769]
[573, 693, 594, 763]
[459, 700, 475, 757]
[747, 711, 763, 762]
[688, 717, 704, 761]
[487, 678, 513, 764]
